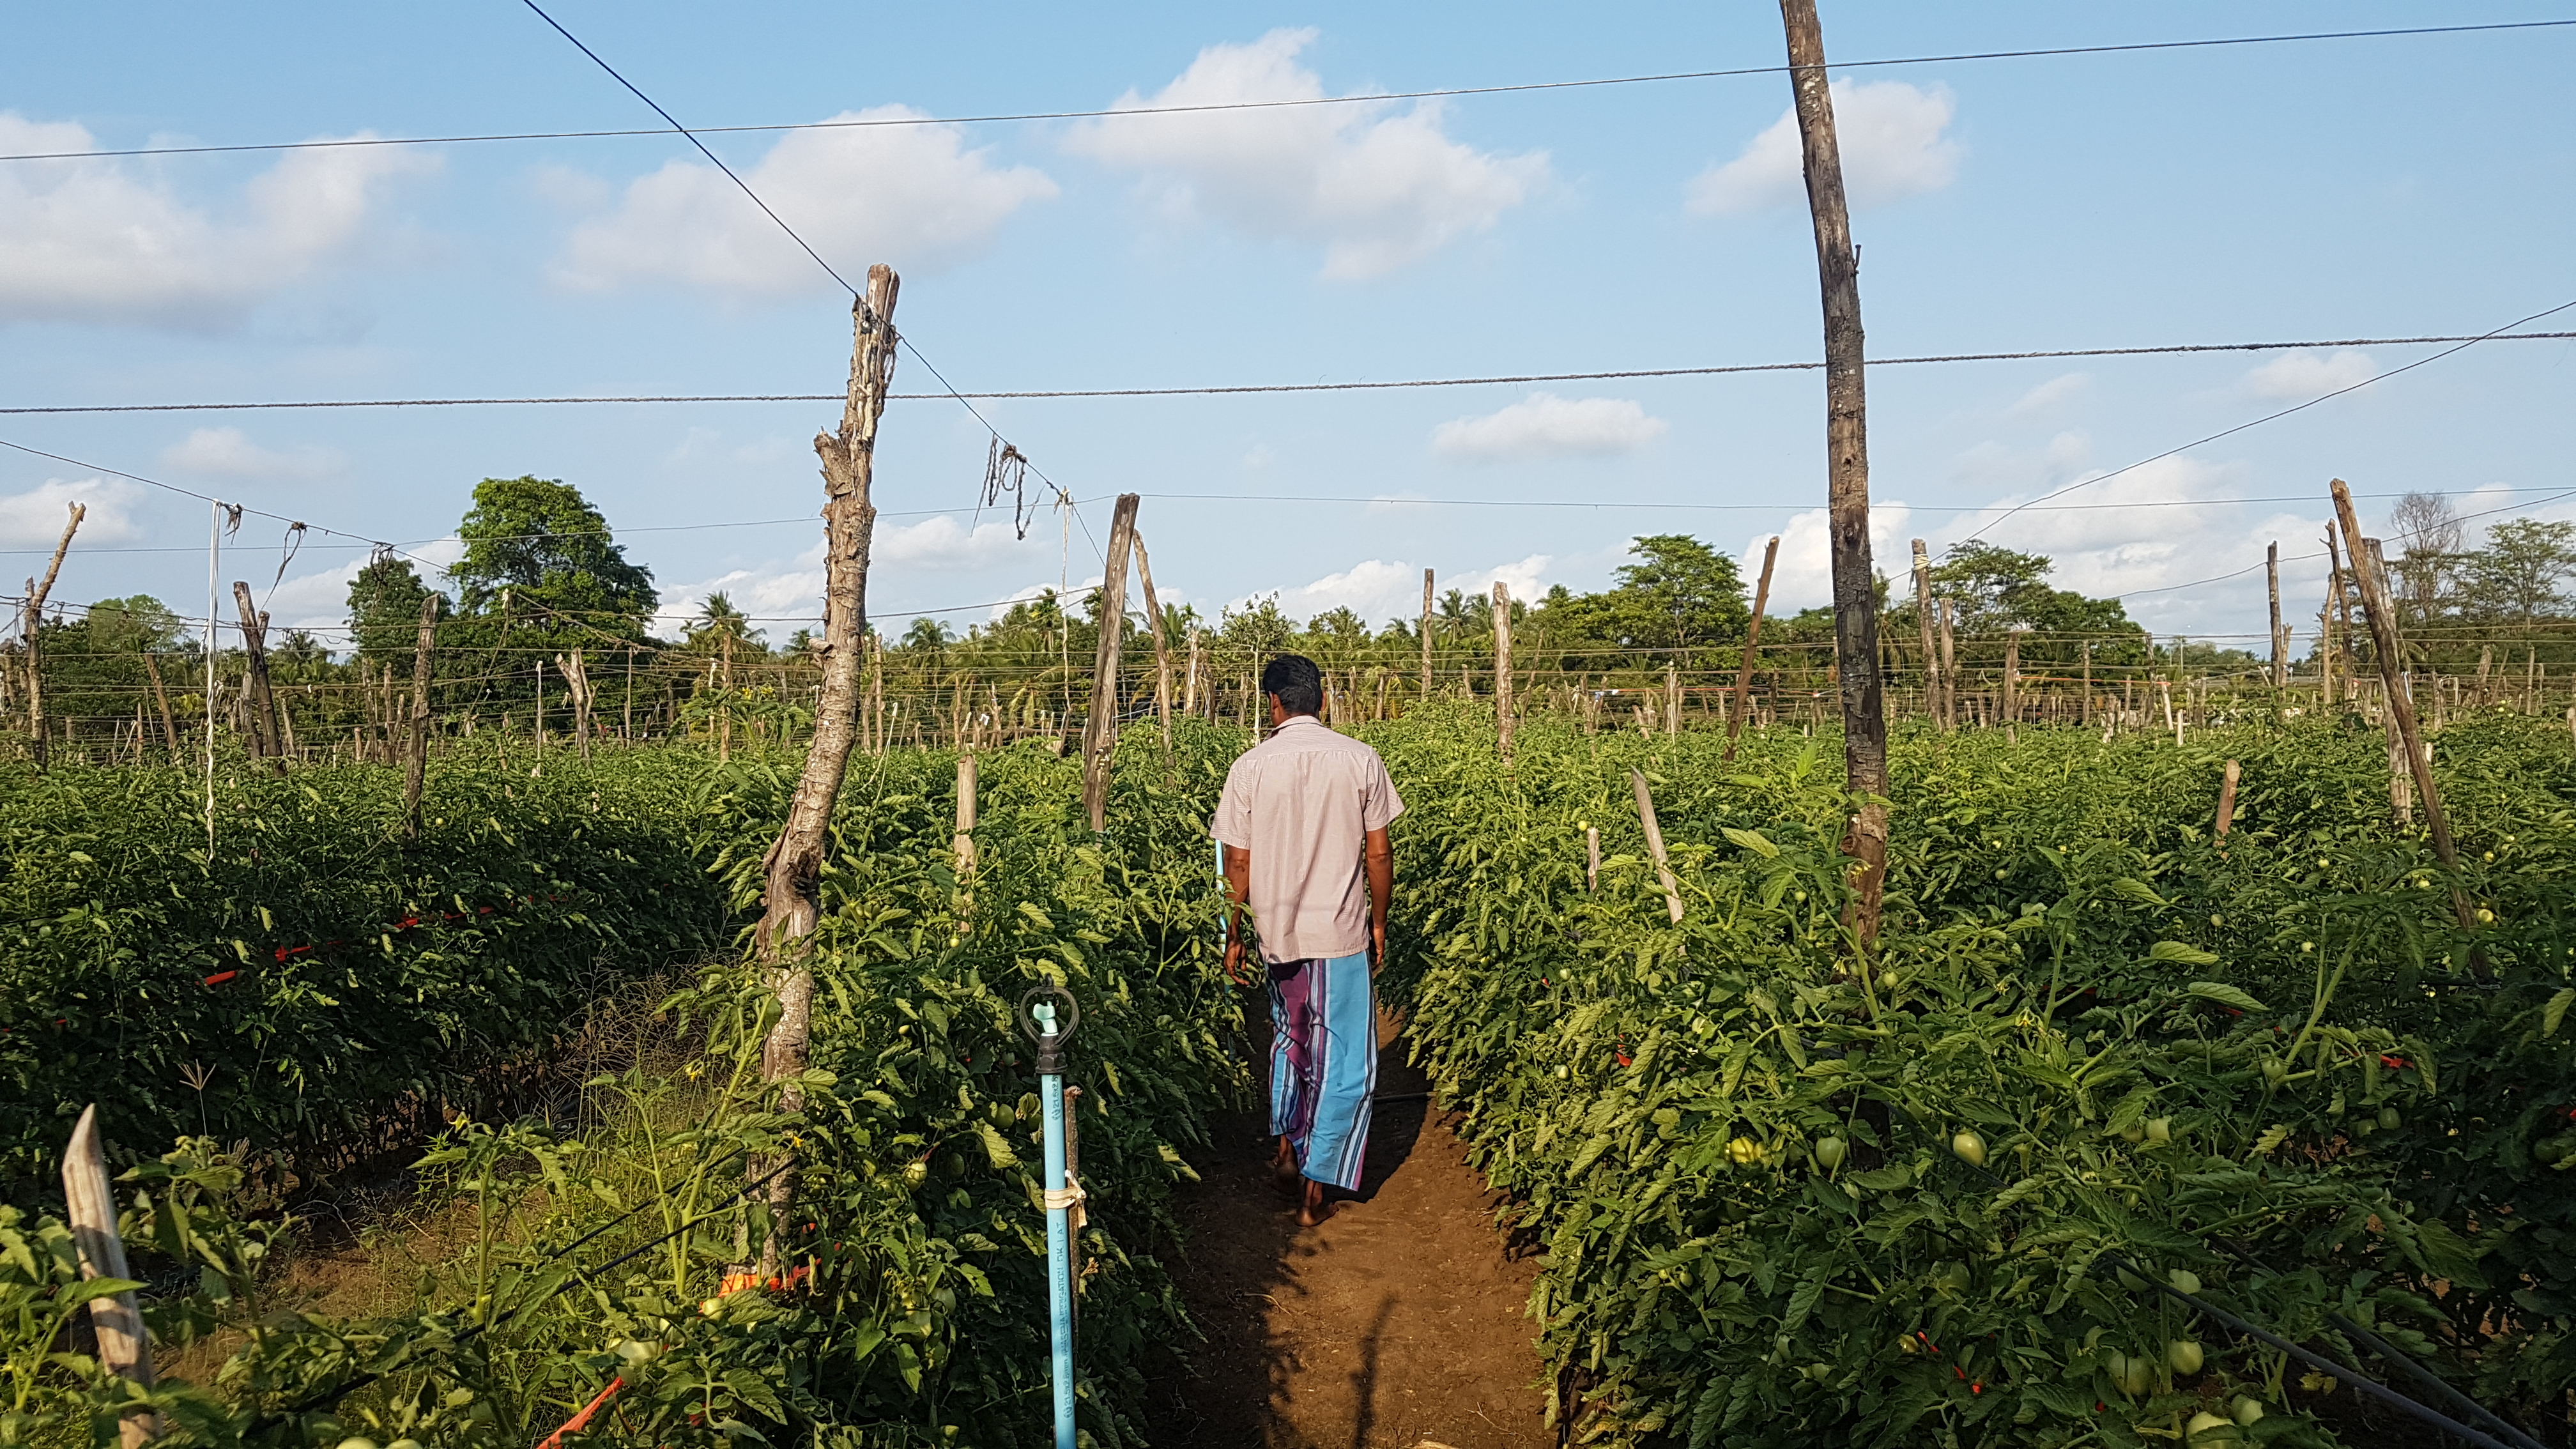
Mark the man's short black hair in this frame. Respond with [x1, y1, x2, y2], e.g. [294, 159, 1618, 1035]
[1261, 654, 1324, 716]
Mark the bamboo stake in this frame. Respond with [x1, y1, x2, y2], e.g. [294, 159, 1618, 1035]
[2331, 480, 2473, 935]
[1492, 580, 1515, 762]
[1630, 769, 1685, 924]
[63, 1105, 157, 1447]
[1724, 535, 1780, 762]
[1079, 494, 1142, 831]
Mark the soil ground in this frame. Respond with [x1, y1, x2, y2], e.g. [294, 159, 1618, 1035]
[1146, 1004, 1554, 1449]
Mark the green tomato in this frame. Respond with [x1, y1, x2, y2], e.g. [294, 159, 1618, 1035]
[2379, 1106, 2402, 1131]
[2168, 1268, 2202, 1295]
[1951, 1130, 1987, 1168]
[2146, 1117, 2172, 1144]
[2186, 1410, 2230, 1442]
[2231, 1396, 2266, 1425]
[1814, 1137, 1848, 1170]
[2168, 1338, 2204, 1374]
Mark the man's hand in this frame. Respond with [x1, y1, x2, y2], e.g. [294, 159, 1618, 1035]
[1370, 919, 1388, 977]
[1223, 935, 1248, 985]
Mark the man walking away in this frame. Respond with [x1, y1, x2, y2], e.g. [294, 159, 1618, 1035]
[1216, 653, 1402, 1226]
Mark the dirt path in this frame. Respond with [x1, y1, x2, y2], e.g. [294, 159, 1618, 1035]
[1147, 1008, 1552, 1449]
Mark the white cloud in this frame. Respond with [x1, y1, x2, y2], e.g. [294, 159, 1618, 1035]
[2002, 372, 2090, 421]
[158, 426, 348, 484]
[0, 113, 433, 329]
[2241, 349, 2375, 401]
[1430, 392, 1667, 464]
[1241, 553, 1554, 628]
[876, 514, 1045, 571]
[1066, 28, 1549, 279]
[0, 477, 141, 548]
[553, 108, 1057, 297]
[1756, 501, 1913, 614]
[1686, 80, 1960, 215]
[259, 539, 464, 638]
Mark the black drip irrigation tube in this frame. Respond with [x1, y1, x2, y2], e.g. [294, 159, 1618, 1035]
[1880, 1104, 2534, 1449]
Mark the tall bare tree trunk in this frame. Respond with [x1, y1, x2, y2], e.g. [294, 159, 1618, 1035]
[1780, 0, 1889, 945]
[752, 268, 900, 1262]
[404, 594, 436, 838]
[23, 503, 85, 767]
[1078, 495, 1142, 830]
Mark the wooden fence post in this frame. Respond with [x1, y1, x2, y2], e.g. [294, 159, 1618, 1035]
[1936, 599, 1958, 730]
[1420, 568, 1435, 697]
[2215, 759, 2242, 838]
[229, 583, 285, 776]
[1630, 769, 1685, 924]
[1184, 626, 1202, 717]
[2267, 542, 2285, 689]
[1724, 535, 1780, 762]
[954, 747, 978, 880]
[1781, 0, 1889, 946]
[64, 1105, 157, 1447]
[1491, 581, 1515, 762]
[1910, 539, 1942, 730]
[2331, 480, 2474, 935]
[1130, 533, 1174, 748]
[2003, 630, 2021, 744]
[142, 652, 179, 756]
[404, 594, 436, 837]
[1586, 825, 1600, 893]
[1080, 494, 1142, 831]
[23, 502, 87, 768]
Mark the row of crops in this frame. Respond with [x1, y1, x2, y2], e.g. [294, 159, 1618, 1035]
[1374, 703, 2576, 1447]
[4, 726, 1247, 1446]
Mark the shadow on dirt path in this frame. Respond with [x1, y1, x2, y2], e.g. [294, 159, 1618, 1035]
[1146, 1004, 1552, 1449]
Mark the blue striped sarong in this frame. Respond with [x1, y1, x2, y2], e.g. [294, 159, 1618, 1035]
[1268, 951, 1376, 1192]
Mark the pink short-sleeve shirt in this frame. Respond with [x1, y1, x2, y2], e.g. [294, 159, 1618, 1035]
[1213, 716, 1404, 963]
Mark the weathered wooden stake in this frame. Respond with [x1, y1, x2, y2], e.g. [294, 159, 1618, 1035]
[404, 593, 436, 837]
[2215, 759, 2242, 838]
[229, 583, 286, 775]
[1936, 599, 1958, 730]
[1665, 661, 1681, 737]
[1420, 568, 1435, 696]
[1585, 825, 1600, 893]
[753, 266, 900, 1266]
[2003, 630, 2021, 744]
[1079, 494, 1142, 831]
[1724, 535, 1780, 762]
[142, 652, 179, 756]
[22, 502, 86, 767]
[2267, 542, 2285, 689]
[1184, 626, 1203, 717]
[1491, 581, 1515, 762]
[953, 747, 977, 880]
[1780, 0, 1889, 946]
[1130, 532, 1174, 748]
[64, 1105, 157, 1447]
[1910, 539, 1942, 730]
[1630, 768, 1685, 924]
[2331, 479, 2473, 935]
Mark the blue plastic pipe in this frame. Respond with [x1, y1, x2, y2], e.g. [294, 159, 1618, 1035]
[1038, 1006, 1077, 1449]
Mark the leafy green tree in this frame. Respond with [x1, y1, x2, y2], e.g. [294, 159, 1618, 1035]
[1544, 535, 1749, 674]
[447, 476, 657, 638]
[2466, 519, 2576, 626]
[82, 595, 183, 655]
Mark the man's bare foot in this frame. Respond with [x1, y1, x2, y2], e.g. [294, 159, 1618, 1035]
[1271, 1137, 1301, 1195]
[1297, 1178, 1335, 1227]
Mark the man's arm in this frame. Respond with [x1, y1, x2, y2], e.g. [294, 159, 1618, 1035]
[1365, 825, 1393, 975]
[1222, 843, 1252, 983]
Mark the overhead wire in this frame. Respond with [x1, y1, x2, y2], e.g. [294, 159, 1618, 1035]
[5, 18, 2571, 164]
[8, 330, 2572, 415]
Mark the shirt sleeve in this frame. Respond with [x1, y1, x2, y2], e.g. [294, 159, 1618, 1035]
[1213, 757, 1255, 849]
[1361, 750, 1404, 832]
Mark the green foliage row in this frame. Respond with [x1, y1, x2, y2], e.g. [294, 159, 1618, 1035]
[1370, 704, 2576, 1448]
[0, 744, 727, 1188]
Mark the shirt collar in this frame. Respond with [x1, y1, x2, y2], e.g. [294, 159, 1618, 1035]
[1272, 714, 1326, 732]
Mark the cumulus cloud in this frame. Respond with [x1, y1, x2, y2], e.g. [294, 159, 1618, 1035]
[1240, 553, 1552, 627]
[876, 514, 1045, 571]
[2002, 372, 2090, 421]
[1430, 392, 1667, 464]
[554, 109, 1057, 297]
[0, 477, 142, 548]
[1066, 29, 1549, 278]
[0, 113, 433, 329]
[1754, 501, 1914, 615]
[2241, 349, 2375, 401]
[1686, 80, 1960, 215]
[259, 539, 464, 637]
[158, 427, 348, 484]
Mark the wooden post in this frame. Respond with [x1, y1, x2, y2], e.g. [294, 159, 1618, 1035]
[1664, 661, 1680, 737]
[1585, 825, 1600, 893]
[142, 652, 179, 756]
[624, 644, 636, 742]
[1724, 535, 1780, 762]
[2475, 645, 2494, 708]
[2330, 479, 2473, 933]
[22, 503, 86, 768]
[228, 583, 286, 775]
[753, 266, 900, 1268]
[1184, 626, 1203, 717]
[403, 594, 436, 836]
[1080, 494, 1142, 831]
[1910, 539, 1942, 730]
[2267, 542, 2285, 689]
[953, 747, 977, 880]
[63, 1105, 157, 1447]
[1780, 0, 1889, 945]
[1130, 533, 1174, 748]
[2003, 630, 2021, 744]
[1630, 768, 1685, 924]
[1936, 599, 1959, 731]
[2081, 641, 2094, 728]
[2215, 758, 2242, 838]
[1491, 581, 1515, 761]
[1420, 568, 1436, 697]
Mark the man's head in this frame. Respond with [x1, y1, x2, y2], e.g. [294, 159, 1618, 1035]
[1261, 654, 1324, 718]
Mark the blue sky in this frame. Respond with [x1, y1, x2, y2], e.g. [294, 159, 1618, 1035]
[3, 1, 2572, 651]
